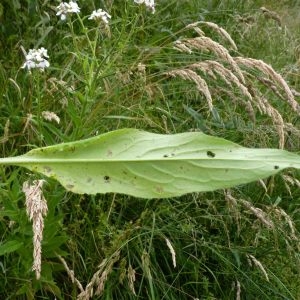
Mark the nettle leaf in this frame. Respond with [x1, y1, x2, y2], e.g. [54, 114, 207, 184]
[2, 129, 300, 198]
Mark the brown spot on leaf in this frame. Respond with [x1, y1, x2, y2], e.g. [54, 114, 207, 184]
[69, 146, 76, 153]
[155, 185, 164, 194]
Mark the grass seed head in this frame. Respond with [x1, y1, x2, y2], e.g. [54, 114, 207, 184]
[23, 180, 48, 280]
[165, 69, 213, 111]
[247, 254, 269, 282]
[240, 199, 274, 229]
[235, 57, 299, 113]
[198, 21, 238, 51]
[77, 251, 120, 300]
[127, 265, 137, 296]
[165, 238, 176, 268]
[260, 7, 282, 27]
[183, 37, 245, 83]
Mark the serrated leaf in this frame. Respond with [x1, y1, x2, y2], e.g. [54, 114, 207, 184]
[1, 129, 300, 198]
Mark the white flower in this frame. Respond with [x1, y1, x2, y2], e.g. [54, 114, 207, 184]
[56, 1, 80, 21]
[21, 47, 50, 71]
[88, 8, 111, 24]
[134, 0, 155, 13]
[68, 1, 80, 12]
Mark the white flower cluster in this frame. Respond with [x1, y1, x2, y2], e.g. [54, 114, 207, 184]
[21, 47, 50, 70]
[88, 9, 111, 24]
[56, 1, 80, 21]
[134, 0, 155, 13]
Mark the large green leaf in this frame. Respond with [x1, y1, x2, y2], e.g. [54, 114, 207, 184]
[1, 129, 300, 198]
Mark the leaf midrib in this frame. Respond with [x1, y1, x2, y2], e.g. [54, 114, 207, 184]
[1, 157, 299, 165]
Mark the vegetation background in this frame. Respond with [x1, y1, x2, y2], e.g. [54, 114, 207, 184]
[0, 0, 300, 299]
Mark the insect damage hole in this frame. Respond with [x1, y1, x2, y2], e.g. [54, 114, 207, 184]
[104, 175, 111, 183]
[207, 151, 216, 158]
[274, 165, 279, 170]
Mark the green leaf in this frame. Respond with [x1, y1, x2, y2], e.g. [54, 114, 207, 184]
[0, 240, 23, 256]
[1, 129, 300, 198]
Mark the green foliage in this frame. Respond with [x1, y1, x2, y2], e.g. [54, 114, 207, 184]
[0, 0, 300, 299]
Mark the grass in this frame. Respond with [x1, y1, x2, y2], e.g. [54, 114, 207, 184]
[0, 0, 300, 299]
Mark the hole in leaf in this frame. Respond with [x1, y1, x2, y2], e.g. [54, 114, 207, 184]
[207, 151, 215, 158]
[104, 175, 111, 183]
[274, 165, 279, 170]
[164, 153, 175, 158]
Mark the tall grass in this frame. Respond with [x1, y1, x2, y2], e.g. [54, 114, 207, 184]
[0, 0, 299, 299]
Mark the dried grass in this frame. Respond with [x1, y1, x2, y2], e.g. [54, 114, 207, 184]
[247, 254, 269, 281]
[171, 22, 299, 148]
[77, 251, 120, 300]
[23, 179, 48, 280]
[187, 21, 238, 51]
[282, 174, 300, 196]
[257, 76, 286, 101]
[235, 280, 241, 300]
[225, 191, 241, 235]
[239, 198, 274, 229]
[185, 22, 205, 36]
[268, 205, 299, 242]
[256, 96, 285, 148]
[173, 40, 192, 54]
[235, 57, 299, 113]
[165, 69, 213, 110]
[181, 37, 245, 83]
[165, 238, 176, 268]
[260, 7, 282, 27]
[58, 255, 84, 293]
[189, 60, 255, 118]
[127, 265, 137, 296]
[189, 61, 251, 99]
[0, 119, 10, 144]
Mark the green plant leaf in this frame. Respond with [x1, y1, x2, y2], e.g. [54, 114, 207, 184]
[1, 129, 300, 198]
[0, 240, 23, 256]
